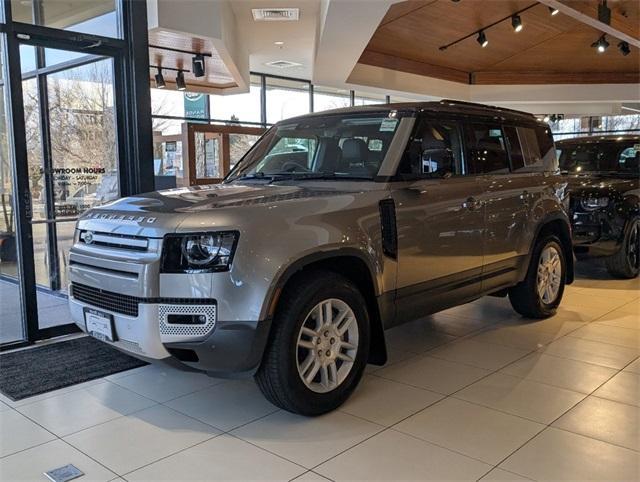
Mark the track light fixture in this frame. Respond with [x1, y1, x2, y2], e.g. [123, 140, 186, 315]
[154, 67, 166, 89]
[592, 35, 609, 53]
[548, 7, 559, 15]
[192, 54, 205, 78]
[618, 41, 630, 56]
[477, 30, 488, 47]
[511, 14, 523, 32]
[176, 70, 187, 90]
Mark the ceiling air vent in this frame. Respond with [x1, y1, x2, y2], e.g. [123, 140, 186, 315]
[265, 60, 302, 69]
[252, 8, 300, 21]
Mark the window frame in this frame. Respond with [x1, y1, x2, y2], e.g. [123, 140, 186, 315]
[463, 122, 510, 175]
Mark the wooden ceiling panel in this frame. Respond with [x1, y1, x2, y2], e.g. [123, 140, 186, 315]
[360, 0, 639, 84]
[560, 0, 640, 39]
[148, 30, 236, 90]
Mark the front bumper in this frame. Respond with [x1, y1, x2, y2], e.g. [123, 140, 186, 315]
[69, 295, 270, 377]
[570, 210, 625, 257]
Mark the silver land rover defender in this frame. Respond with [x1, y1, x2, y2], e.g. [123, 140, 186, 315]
[69, 101, 574, 415]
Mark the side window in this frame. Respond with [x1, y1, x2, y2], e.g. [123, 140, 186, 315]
[465, 124, 509, 174]
[504, 126, 525, 171]
[517, 127, 542, 167]
[398, 120, 463, 177]
[536, 126, 556, 168]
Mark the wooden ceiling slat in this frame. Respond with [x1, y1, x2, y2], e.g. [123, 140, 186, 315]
[361, 0, 638, 85]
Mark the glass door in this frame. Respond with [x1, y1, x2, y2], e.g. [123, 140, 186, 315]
[21, 45, 120, 335]
[0, 36, 26, 345]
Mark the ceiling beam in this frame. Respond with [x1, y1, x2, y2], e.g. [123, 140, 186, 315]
[537, 0, 640, 48]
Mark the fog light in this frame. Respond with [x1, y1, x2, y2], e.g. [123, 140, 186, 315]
[167, 314, 207, 325]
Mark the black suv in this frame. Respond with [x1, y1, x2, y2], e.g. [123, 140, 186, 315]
[557, 135, 639, 278]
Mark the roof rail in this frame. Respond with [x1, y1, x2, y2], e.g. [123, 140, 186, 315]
[439, 99, 535, 117]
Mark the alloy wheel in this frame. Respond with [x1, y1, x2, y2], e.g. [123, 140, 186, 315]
[295, 298, 359, 393]
[537, 245, 562, 304]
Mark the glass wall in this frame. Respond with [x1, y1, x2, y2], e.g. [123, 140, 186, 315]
[10, 0, 121, 38]
[1, 0, 153, 347]
[150, 73, 419, 134]
[0, 36, 26, 344]
[210, 74, 262, 124]
[551, 114, 640, 141]
[314, 86, 351, 112]
[266, 77, 310, 124]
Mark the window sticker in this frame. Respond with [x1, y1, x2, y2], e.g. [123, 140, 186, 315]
[380, 118, 398, 132]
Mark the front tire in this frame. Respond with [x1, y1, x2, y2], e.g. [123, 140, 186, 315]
[255, 271, 370, 415]
[509, 234, 566, 318]
[605, 218, 640, 279]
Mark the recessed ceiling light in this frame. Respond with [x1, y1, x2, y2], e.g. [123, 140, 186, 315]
[274, 41, 285, 46]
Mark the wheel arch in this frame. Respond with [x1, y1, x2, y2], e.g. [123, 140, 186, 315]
[531, 214, 574, 285]
[263, 249, 388, 366]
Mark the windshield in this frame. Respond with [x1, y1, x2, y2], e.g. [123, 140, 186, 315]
[558, 140, 639, 174]
[226, 111, 406, 182]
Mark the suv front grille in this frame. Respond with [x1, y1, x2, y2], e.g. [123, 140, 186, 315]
[71, 283, 139, 317]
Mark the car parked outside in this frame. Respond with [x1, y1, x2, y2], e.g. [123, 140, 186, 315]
[557, 135, 639, 278]
[69, 101, 573, 414]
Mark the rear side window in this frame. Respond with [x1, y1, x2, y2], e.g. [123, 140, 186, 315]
[465, 124, 509, 174]
[504, 126, 525, 170]
[398, 120, 464, 177]
[518, 127, 542, 167]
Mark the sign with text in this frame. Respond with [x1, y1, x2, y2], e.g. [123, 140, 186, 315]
[184, 92, 207, 123]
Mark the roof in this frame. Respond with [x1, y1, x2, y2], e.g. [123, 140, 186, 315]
[556, 134, 640, 145]
[281, 99, 541, 125]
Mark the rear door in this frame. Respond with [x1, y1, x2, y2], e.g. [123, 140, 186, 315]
[468, 123, 548, 293]
[391, 117, 485, 323]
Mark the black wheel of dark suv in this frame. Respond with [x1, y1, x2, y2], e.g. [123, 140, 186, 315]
[606, 217, 640, 279]
[255, 270, 370, 416]
[509, 234, 566, 319]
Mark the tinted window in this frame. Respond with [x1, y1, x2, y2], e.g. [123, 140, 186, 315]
[398, 120, 463, 177]
[518, 127, 542, 167]
[536, 126, 555, 163]
[504, 126, 524, 170]
[466, 125, 509, 174]
[558, 140, 639, 173]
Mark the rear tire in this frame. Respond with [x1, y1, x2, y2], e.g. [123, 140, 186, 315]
[605, 218, 640, 279]
[509, 234, 566, 319]
[255, 270, 370, 416]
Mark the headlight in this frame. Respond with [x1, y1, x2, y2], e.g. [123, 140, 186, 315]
[580, 197, 609, 211]
[161, 231, 238, 273]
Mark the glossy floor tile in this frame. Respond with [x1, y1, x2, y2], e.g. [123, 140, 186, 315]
[315, 429, 492, 481]
[455, 372, 585, 424]
[501, 427, 640, 481]
[553, 396, 639, 451]
[63, 405, 219, 475]
[231, 410, 382, 469]
[125, 434, 306, 481]
[394, 398, 544, 465]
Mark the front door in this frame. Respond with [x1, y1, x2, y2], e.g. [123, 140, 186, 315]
[19, 45, 120, 339]
[391, 118, 485, 324]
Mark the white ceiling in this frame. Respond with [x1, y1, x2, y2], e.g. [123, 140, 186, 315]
[230, 0, 321, 80]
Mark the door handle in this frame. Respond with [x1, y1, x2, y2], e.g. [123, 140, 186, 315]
[462, 197, 483, 211]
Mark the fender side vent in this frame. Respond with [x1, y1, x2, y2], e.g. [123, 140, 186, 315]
[379, 199, 398, 259]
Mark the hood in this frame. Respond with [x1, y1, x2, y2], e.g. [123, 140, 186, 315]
[77, 181, 377, 237]
[565, 174, 639, 198]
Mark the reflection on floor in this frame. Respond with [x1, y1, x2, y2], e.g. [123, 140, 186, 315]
[0, 262, 638, 481]
[0, 279, 72, 344]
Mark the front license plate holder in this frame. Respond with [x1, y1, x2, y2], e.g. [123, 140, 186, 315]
[84, 308, 117, 342]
